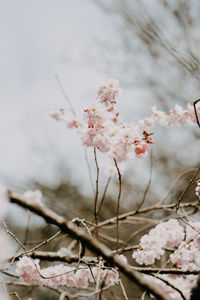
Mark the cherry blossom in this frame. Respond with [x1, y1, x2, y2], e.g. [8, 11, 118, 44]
[132, 219, 184, 265]
[140, 102, 200, 129]
[148, 274, 198, 300]
[170, 222, 200, 271]
[49, 79, 153, 169]
[96, 79, 122, 106]
[16, 256, 119, 288]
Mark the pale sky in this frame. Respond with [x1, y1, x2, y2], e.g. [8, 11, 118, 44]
[0, 0, 113, 192]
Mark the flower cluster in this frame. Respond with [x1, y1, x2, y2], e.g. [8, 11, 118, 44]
[170, 222, 200, 271]
[48, 109, 80, 129]
[148, 274, 197, 300]
[195, 180, 200, 199]
[140, 103, 200, 129]
[133, 220, 200, 299]
[16, 256, 119, 288]
[96, 79, 122, 105]
[132, 219, 184, 265]
[23, 190, 43, 206]
[49, 79, 153, 166]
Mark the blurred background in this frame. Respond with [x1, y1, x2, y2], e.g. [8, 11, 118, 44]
[1, 1, 200, 298]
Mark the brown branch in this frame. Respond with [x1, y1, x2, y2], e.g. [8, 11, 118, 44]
[12, 229, 62, 262]
[158, 167, 199, 205]
[96, 200, 200, 229]
[175, 167, 200, 209]
[193, 99, 200, 128]
[131, 267, 200, 275]
[20, 251, 98, 264]
[9, 192, 173, 300]
[97, 176, 111, 215]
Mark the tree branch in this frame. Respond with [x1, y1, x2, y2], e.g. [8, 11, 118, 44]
[9, 191, 173, 300]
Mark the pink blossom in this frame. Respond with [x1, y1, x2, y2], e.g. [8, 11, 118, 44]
[49, 79, 153, 166]
[16, 256, 119, 288]
[140, 102, 200, 128]
[48, 109, 65, 121]
[134, 143, 148, 158]
[148, 274, 198, 300]
[96, 79, 122, 106]
[132, 219, 184, 265]
[139, 117, 155, 129]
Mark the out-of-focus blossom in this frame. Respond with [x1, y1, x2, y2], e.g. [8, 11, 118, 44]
[140, 102, 200, 128]
[104, 163, 125, 178]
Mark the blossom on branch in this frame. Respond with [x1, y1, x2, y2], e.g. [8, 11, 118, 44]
[132, 219, 184, 265]
[140, 103, 200, 129]
[16, 256, 119, 288]
[49, 79, 153, 168]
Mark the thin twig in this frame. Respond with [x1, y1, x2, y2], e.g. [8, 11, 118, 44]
[95, 200, 200, 229]
[193, 99, 200, 128]
[1, 219, 44, 279]
[175, 167, 200, 209]
[119, 278, 129, 300]
[152, 274, 186, 300]
[131, 267, 200, 275]
[23, 211, 31, 245]
[159, 168, 199, 205]
[94, 147, 99, 237]
[113, 158, 122, 254]
[136, 151, 153, 212]
[8, 292, 22, 300]
[97, 177, 111, 215]
[141, 291, 146, 300]
[11, 229, 62, 263]
[55, 74, 77, 117]
[84, 148, 95, 194]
